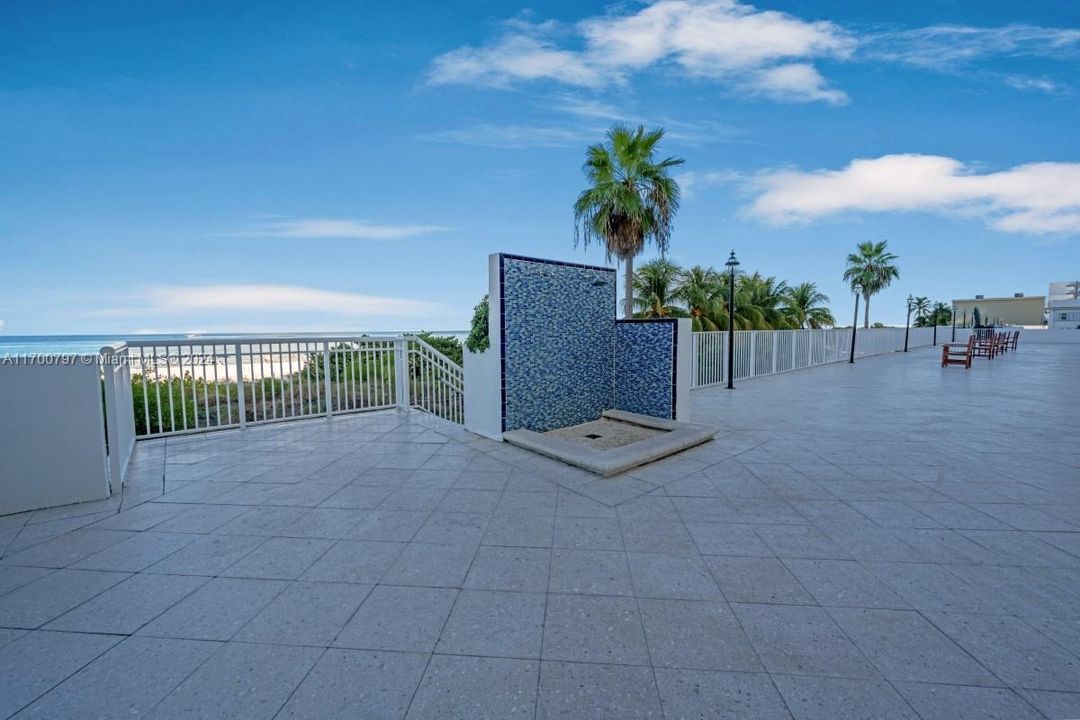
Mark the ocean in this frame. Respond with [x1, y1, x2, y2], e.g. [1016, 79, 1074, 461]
[0, 332, 468, 356]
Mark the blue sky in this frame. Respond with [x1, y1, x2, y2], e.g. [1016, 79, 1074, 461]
[1, 0, 1077, 334]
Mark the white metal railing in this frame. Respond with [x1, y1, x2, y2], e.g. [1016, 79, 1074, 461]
[100, 344, 136, 490]
[409, 338, 464, 424]
[115, 335, 463, 438]
[692, 326, 972, 388]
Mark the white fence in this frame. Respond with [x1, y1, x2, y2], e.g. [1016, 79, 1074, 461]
[692, 325, 972, 388]
[113, 335, 463, 439]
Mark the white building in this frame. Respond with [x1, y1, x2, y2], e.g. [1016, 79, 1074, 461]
[1048, 281, 1080, 330]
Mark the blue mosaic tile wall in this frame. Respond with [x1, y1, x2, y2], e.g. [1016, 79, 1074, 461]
[613, 320, 677, 419]
[500, 255, 616, 432]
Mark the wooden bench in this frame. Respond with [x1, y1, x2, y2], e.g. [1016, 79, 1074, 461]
[941, 335, 975, 368]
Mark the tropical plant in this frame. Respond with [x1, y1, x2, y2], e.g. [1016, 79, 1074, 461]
[737, 273, 795, 330]
[930, 301, 951, 326]
[783, 282, 836, 329]
[842, 240, 900, 328]
[574, 125, 684, 319]
[674, 265, 728, 331]
[465, 295, 490, 353]
[911, 296, 930, 325]
[633, 258, 684, 318]
[415, 332, 463, 366]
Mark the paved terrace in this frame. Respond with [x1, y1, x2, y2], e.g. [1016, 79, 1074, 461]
[1, 343, 1078, 719]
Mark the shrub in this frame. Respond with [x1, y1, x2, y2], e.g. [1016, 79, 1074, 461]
[465, 295, 490, 354]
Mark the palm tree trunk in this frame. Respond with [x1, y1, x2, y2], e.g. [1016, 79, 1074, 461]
[863, 292, 871, 329]
[623, 256, 634, 319]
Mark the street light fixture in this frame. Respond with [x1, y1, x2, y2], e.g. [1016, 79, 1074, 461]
[904, 294, 913, 352]
[725, 250, 739, 390]
[849, 285, 860, 364]
[951, 304, 957, 342]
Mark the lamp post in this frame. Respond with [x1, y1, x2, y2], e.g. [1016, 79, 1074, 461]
[904, 294, 913, 352]
[933, 314, 938, 346]
[849, 287, 860, 364]
[951, 305, 957, 342]
[725, 250, 739, 390]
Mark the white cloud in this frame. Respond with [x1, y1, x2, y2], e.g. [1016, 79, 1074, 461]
[428, 31, 603, 88]
[865, 24, 1080, 70]
[428, 4, 1079, 102]
[102, 285, 445, 318]
[428, 0, 853, 103]
[0, 319, 5, 332]
[676, 169, 742, 197]
[419, 123, 597, 149]
[748, 154, 1080, 234]
[749, 63, 848, 104]
[1002, 74, 1062, 93]
[228, 218, 448, 240]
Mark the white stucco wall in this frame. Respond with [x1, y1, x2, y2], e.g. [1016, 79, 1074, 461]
[0, 361, 111, 515]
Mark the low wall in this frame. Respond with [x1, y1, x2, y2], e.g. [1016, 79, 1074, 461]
[1018, 329, 1080, 344]
[0, 360, 111, 515]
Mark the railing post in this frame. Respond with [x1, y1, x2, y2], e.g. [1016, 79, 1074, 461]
[323, 341, 333, 418]
[234, 344, 247, 429]
[749, 332, 756, 378]
[100, 346, 120, 493]
[395, 338, 410, 410]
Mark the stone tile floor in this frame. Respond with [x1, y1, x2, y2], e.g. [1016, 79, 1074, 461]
[0, 343, 1078, 719]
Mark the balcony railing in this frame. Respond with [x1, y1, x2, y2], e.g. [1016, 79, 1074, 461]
[692, 326, 971, 388]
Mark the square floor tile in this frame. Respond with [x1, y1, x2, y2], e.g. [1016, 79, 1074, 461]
[627, 553, 722, 600]
[639, 598, 762, 672]
[654, 668, 791, 720]
[45, 573, 207, 634]
[828, 608, 999, 686]
[0, 630, 120, 718]
[464, 546, 550, 592]
[896, 683, 1043, 720]
[380, 542, 477, 588]
[538, 661, 661, 720]
[12, 636, 218, 720]
[773, 675, 918, 720]
[706, 556, 814, 605]
[732, 603, 879, 679]
[138, 577, 287, 640]
[548, 549, 633, 596]
[276, 648, 428, 720]
[784, 559, 910, 609]
[482, 515, 554, 548]
[347, 510, 428, 541]
[146, 641, 321, 720]
[436, 589, 545, 659]
[300, 540, 404, 584]
[553, 517, 623, 550]
[0, 569, 129, 628]
[405, 655, 537, 720]
[235, 581, 372, 646]
[335, 585, 457, 652]
[222, 538, 333, 580]
[542, 594, 649, 665]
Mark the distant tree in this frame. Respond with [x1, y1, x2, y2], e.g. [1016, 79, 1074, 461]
[912, 296, 931, 325]
[783, 282, 836, 329]
[843, 240, 901, 328]
[574, 125, 684, 319]
[674, 265, 729, 331]
[633, 258, 684, 318]
[930, 301, 951, 326]
[737, 273, 795, 330]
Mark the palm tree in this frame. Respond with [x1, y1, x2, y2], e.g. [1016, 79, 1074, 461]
[737, 273, 794, 330]
[674, 265, 727, 331]
[930, 301, 951, 326]
[912, 296, 931, 326]
[783, 282, 836, 329]
[633, 258, 683, 318]
[574, 125, 684, 318]
[843, 240, 900, 328]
